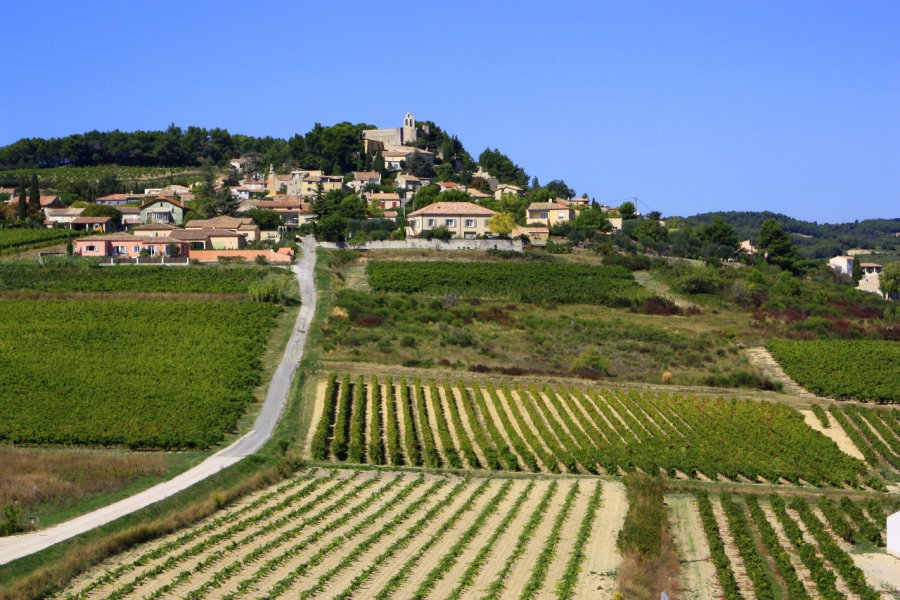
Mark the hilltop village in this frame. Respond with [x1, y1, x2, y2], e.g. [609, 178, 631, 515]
[0, 115, 898, 600]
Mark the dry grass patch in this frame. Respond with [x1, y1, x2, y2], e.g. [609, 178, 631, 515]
[0, 446, 167, 511]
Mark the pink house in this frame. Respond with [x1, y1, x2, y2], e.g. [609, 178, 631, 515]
[75, 234, 188, 258]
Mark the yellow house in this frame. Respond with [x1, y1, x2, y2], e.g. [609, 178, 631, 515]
[526, 202, 574, 227]
[406, 202, 496, 239]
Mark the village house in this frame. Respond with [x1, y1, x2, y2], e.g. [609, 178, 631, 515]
[119, 206, 142, 227]
[265, 167, 343, 197]
[96, 193, 142, 206]
[368, 192, 401, 210]
[186, 215, 261, 243]
[511, 224, 549, 245]
[494, 184, 524, 199]
[346, 171, 382, 194]
[144, 184, 191, 197]
[394, 173, 428, 193]
[739, 239, 757, 256]
[406, 202, 496, 239]
[229, 156, 252, 171]
[471, 167, 499, 191]
[860, 262, 884, 276]
[132, 222, 178, 237]
[526, 201, 574, 227]
[8, 195, 64, 210]
[44, 207, 84, 227]
[240, 197, 314, 228]
[140, 197, 187, 225]
[169, 228, 244, 250]
[70, 216, 115, 233]
[74, 233, 187, 258]
[467, 188, 493, 201]
[828, 255, 855, 276]
[229, 185, 268, 200]
[382, 148, 434, 172]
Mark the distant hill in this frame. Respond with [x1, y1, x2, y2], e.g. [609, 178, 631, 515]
[669, 211, 900, 258]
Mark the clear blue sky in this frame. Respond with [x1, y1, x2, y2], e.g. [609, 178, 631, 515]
[2, 0, 898, 222]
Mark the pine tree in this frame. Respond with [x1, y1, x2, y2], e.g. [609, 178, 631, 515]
[29, 174, 40, 214]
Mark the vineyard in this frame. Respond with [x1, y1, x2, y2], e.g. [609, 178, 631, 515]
[827, 404, 900, 473]
[0, 165, 204, 189]
[0, 264, 272, 294]
[0, 300, 280, 448]
[768, 339, 900, 403]
[58, 469, 626, 599]
[366, 260, 650, 307]
[691, 491, 890, 600]
[55, 468, 896, 599]
[0, 228, 83, 253]
[308, 376, 867, 486]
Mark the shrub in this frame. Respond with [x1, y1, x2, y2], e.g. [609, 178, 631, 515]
[673, 265, 723, 294]
[571, 347, 610, 376]
[248, 276, 291, 304]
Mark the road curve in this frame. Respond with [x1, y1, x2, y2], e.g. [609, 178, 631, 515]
[0, 235, 318, 566]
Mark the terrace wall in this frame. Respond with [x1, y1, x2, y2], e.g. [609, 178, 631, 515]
[319, 239, 524, 252]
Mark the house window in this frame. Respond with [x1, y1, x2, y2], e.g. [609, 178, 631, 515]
[558, 211, 567, 219]
[113, 245, 126, 255]
[464, 219, 476, 228]
[540, 212, 548, 219]
[85, 245, 96, 252]
[427, 218, 437, 228]
[133, 245, 141, 253]
[445, 218, 456, 227]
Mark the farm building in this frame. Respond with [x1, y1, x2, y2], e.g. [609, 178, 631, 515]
[890, 511, 900, 558]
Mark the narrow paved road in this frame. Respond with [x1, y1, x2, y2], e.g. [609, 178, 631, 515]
[0, 236, 318, 566]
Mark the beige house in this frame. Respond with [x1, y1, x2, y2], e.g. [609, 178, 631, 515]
[347, 171, 382, 193]
[187, 215, 260, 243]
[382, 148, 434, 172]
[494, 184, 524, 199]
[266, 168, 343, 197]
[394, 173, 429, 193]
[511, 224, 549, 245]
[170, 228, 244, 250]
[367, 192, 401, 210]
[406, 202, 496, 239]
[133, 222, 178, 237]
[526, 202, 574, 227]
[44, 207, 84, 227]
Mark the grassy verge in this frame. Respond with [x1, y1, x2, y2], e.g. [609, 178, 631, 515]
[616, 473, 680, 599]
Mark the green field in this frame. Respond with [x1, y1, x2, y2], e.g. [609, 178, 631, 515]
[0, 264, 273, 294]
[367, 260, 649, 307]
[768, 339, 900, 403]
[0, 300, 281, 448]
[0, 229, 83, 253]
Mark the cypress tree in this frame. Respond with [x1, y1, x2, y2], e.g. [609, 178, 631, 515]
[851, 256, 863, 283]
[16, 184, 27, 221]
[28, 174, 40, 213]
